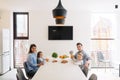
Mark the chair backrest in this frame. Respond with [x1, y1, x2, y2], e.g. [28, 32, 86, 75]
[16, 73, 19, 80]
[97, 51, 104, 61]
[16, 67, 27, 80]
[23, 62, 29, 73]
[23, 62, 32, 79]
[89, 73, 97, 80]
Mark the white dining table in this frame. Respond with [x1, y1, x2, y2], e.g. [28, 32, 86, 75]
[32, 59, 87, 80]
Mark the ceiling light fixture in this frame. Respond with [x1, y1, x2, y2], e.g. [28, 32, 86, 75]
[52, 0, 67, 24]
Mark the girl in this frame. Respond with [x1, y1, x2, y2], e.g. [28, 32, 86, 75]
[72, 51, 83, 66]
[37, 51, 45, 64]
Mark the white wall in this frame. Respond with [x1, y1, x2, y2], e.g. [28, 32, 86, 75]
[0, 10, 13, 69]
[0, 9, 91, 69]
[0, 10, 11, 53]
[29, 10, 91, 57]
[116, 11, 120, 62]
[0, 0, 120, 68]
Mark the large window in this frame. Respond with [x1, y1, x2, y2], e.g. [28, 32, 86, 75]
[90, 13, 117, 67]
[13, 12, 29, 67]
[13, 12, 29, 39]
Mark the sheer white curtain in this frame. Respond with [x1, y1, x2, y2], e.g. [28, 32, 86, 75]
[90, 13, 118, 67]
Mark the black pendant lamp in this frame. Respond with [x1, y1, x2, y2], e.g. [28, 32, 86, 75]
[52, 0, 67, 24]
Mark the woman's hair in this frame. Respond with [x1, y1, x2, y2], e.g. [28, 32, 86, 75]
[28, 44, 36, 53]
[37, 51, 42, 58]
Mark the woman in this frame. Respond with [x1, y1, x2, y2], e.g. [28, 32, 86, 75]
[26, 44, 43, 78]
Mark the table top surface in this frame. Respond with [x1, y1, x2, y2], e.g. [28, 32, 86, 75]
[32, 59, 87, 80]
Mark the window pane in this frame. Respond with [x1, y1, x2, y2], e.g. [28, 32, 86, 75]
[91, 13, 117, 38]
[16, 14, 28, 37]
[90, 13, 117, 67]
[14, 40, 29, 67]
[13, 12, 29, 39]
[13, 12, 29, 67]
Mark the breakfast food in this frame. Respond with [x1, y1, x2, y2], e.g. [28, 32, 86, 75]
[52, 52, 58, 58]
[61, 60, 68, 64]
[52, 60, 58, 63]
[59, 54, 69, 59]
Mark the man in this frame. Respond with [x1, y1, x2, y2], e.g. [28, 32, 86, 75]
[72, 42, 91, 77]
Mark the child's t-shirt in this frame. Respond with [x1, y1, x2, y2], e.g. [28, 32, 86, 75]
[37, 58, 45, 64]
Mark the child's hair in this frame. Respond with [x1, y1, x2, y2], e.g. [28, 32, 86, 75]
[77, 51, 83, 56]
[77, 51, 83, 60]
[37, 51, 43, 58]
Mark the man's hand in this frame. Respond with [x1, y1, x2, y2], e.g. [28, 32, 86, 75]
[70, 54, 74, 59]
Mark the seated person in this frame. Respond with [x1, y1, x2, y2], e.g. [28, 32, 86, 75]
[71, 42, 91, 77]
[37, 51, 45, 64]
[26, 44, 44, 78]
[72, 52, 83, 65]
[71, 52, 83, 64]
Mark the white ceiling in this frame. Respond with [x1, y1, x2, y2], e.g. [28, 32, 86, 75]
[0, 0, 120, 11]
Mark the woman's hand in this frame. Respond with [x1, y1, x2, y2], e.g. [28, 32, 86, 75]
[38, 62, 44, 67]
